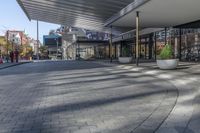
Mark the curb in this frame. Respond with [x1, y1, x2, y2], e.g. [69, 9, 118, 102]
[95, 61, 179, 133]
[114, 63, 198, 133]
[0, 62, 32, 70]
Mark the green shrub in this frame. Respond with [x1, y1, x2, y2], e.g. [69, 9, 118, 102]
[159, 44, 173, 59]
[122, 47, 130, 57]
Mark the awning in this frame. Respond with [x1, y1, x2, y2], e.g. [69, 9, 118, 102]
[17, 0, 136, 33]
[105, 0, 200, 28]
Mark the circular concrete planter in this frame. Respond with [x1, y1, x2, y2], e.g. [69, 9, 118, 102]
[118, 57, 132, 64]
[157, 59, 179, 70]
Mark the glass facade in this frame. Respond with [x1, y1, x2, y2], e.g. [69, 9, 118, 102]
[112, 28, 200, 62]
[179, 29, 200, 61]
[156, 28, 200, 62]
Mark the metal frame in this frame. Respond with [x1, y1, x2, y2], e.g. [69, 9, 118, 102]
[17, 0, 31, 20]
[104, 0, 150, 27]
[17, 0, 134, 32]
[136, 11, 140, 66]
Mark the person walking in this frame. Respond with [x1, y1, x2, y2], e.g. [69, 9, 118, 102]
[10, 51, 14, 63]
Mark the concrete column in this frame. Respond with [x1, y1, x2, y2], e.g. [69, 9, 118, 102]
[139, 37, 142, 58]
[175, 37, 178, 58]
[120, 41, 123, 57]
[136, 11, 140, 66]
[179, 28, 182, 61]
[154, 33, 157, 60]
[145, 38, 147, 59]
[110, 26, 113, 62]
[114, 43, 117, 59]
[165, 27, 167, 45]
[149, 33, 154, 59]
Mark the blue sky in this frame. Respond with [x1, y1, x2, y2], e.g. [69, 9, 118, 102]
[0, 0, 60, 43]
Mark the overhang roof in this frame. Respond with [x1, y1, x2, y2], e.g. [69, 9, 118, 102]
[17, 0, 136, 33]
[105, 0, 200, 28]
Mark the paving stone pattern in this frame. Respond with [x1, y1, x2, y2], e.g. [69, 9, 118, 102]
[0, 61, 178, 133]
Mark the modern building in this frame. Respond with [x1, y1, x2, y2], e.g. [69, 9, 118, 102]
[43, 34, 62, 59]
[62, 26, 110, 60]
[17, 0, 200, 62]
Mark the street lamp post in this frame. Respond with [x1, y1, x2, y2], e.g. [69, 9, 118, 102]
[37, 20, 39, 60]
[55, 38, 59, 59]
[6, 30, 9, 63]
[56, 38, 59, 59]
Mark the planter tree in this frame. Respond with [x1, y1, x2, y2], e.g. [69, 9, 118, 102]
[119, 47, 132, 63]
[157, 44, 179, 70]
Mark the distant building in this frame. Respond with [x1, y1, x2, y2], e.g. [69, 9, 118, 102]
[43, 33, 62, 59]
[6, 30, 29, 46]
[29, 38, 41, 55]
[61, 26, 110, 60]
[0, 36, 8, 56]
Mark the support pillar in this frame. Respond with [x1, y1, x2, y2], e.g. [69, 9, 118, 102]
[154, 32, 157, 60]
[145, 38, 147, 59]
[120, 41, 123, 57]
[109, 43, 110, 58]
[179, 28, 182, 61]
[149, 33, 154, 60]
[135, 42, 137, 59]
[115, 43, 117, 59]
[136, 11, 140, 66]
[110, 26, 113, 62]
[78, 43, 80, 60]
[165, 27, 167, 45]
[139, 37, 142, 58]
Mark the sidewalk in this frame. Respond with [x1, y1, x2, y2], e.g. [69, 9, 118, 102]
[95, 60, 200, 133]
[0, 61, 32, 70]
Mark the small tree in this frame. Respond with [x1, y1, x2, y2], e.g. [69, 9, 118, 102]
[0, 37, 12, 56]
[122, 47, 130, 57]
[159, 44, 173, 59]
[39, 46, 48, 58]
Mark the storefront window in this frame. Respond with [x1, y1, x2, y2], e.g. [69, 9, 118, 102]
[180, 29, 200, 61]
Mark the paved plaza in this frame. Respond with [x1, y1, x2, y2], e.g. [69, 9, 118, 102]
[0, 61, 199, 133]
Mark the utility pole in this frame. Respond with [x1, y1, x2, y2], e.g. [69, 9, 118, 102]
[56, 38, 59, 59]
[6, 30, 9, 63]
[37, 20, 39, 60]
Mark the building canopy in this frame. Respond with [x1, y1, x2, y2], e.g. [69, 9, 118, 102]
[105, 0, 200, 29]
[17, 0, 136, 33]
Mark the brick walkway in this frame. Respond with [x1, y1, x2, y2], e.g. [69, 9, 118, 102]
[0, 61, 178, 133]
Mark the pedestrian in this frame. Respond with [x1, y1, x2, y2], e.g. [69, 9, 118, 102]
[10, 51, 14, 63]
[0, 58, 3, 64]
[14, 50, 19, 63]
